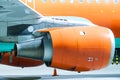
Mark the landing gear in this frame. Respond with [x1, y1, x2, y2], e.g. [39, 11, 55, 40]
[0, 53, 4, 62]
[0, 53, 2, 62]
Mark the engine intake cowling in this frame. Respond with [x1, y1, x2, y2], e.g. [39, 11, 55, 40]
[38, 26, 115, 71]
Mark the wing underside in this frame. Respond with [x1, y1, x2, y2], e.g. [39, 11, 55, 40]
[0, 0, 42, 26]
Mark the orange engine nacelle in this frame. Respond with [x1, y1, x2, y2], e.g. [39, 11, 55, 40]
[39, 26, 115, 72]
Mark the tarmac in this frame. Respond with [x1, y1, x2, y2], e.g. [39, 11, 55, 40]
[0, 64, 120, 80]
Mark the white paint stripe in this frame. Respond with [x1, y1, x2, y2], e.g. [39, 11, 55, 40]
[19, 0, 43, 17]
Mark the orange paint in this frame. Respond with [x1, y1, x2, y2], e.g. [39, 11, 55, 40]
[20, 0, 120, 37]
[39, 26, 114, 71]
[0, 53, 43, 67]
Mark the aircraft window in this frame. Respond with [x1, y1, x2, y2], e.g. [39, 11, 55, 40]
[87, 0, 92, 3]
[79, 0, 83, 3]
[51, 0, 56, 3]
[96, 0, 101, 3]
[105, 0, 109, 3]
[60, 0, 65, 3]
[42, 0, 46, 3]
[114, 0, 119, 3]
[70, 0, 74, 3]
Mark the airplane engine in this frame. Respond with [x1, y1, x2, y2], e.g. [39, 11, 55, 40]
[15, 26, 115, 72]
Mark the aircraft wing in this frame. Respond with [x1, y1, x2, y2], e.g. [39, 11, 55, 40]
[0, 0, 43, 27]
